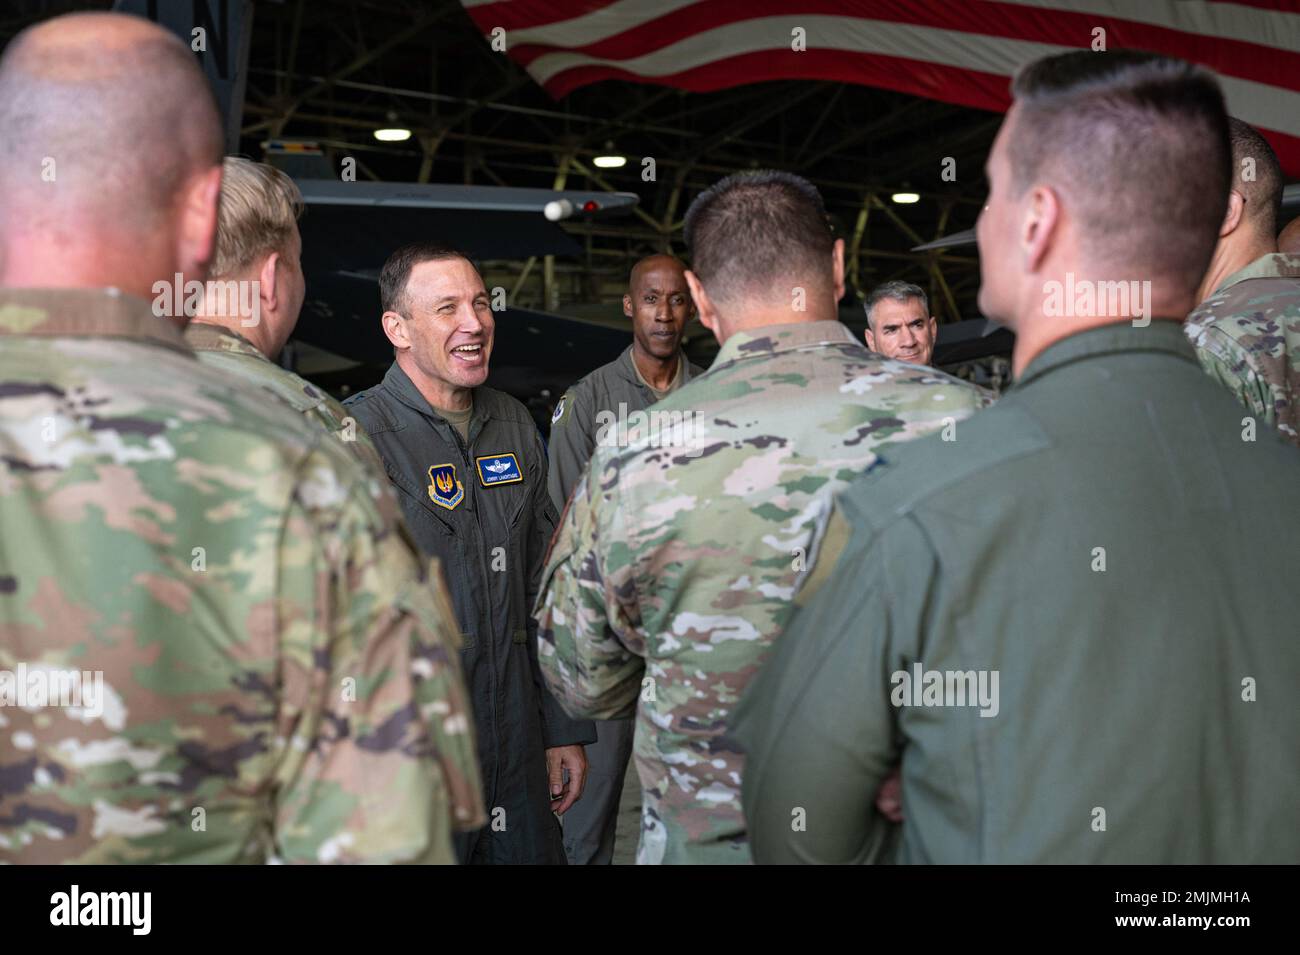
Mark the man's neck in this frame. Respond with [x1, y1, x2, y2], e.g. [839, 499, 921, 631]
[1008, 267, 1197, 378]
[192, 314, 274, 358]
[631, 345, 679, 391]
[397, 352, 472, 412]
[713, 307, 834, 346]
[1196, 235, 1275, 304]
[0, 238, 174, 316]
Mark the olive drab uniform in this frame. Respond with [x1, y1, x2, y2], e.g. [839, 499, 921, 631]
[734, 321, 1300, 864]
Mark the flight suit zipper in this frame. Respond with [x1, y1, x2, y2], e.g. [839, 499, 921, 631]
[451, 420, 503, 811]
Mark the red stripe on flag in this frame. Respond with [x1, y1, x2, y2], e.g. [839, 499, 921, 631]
[544, 47, 1014, 111]
[539, 46, 1300, 176]
[463, 0, 622, 32]
[502, 0, 1298, 91]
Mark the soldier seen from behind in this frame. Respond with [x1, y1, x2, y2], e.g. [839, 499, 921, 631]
[0, 12, 481, 864]
[534, 170, 987, 864]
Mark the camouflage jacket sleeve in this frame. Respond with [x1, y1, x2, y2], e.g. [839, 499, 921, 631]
[271, 449, 484, 863]
[1191, 327, 1276, 427]
[526, 433, 598, 747]
[533, 451, 645, 721]
[546, 385, 596, 514]
[730, 502, 914, 864]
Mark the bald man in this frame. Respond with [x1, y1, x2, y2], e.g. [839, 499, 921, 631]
[0, 12, 481, 864]
[1279, 216, 1300, 256]
[546, 253, 703, 863]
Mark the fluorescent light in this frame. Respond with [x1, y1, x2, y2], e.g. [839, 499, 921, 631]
[891, 192, 920, 204]
[374, 128, 412, 142]
[593, 154, 627, 169]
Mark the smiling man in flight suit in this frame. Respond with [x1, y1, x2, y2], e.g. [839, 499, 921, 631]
[345, 241, 594, 864]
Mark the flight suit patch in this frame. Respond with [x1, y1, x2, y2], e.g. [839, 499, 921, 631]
[476, 452, 523, 487]
[427, 463, 464, 510]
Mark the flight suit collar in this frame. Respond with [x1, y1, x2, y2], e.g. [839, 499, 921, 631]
[184, 321, 268, 360]
[0, 287, 192, 355]
[1014, 319, 1197, 390]
[616, 344, 695, 391]
[713, 320, 856, 366]
[382, 360, 490, 445]
[1213, 252, 1300, 295]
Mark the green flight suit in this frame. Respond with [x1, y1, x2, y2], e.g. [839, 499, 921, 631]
[733, 320, 1300, 864]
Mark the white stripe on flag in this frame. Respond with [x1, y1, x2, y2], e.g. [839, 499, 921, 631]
[509, 0, 703, 46]
[524, 14, 1300, 136]
[997, 0, 1300, 53]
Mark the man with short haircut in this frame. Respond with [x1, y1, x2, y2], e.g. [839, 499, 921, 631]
[547, 253, 703, 864]
[735, 52, 1300, 864]
[345, 242, 595, 865]
[0, 12, 480, 864]
[1184, 118, 1300, 445]
[863, 280, 938, 366]
[534, 171, 986, 864]
[186, 157, 384, 472]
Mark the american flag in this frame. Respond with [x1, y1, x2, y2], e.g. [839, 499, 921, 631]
[459, 0, 1300, 175]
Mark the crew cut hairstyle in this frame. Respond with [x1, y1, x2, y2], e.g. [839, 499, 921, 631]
[683, 170, 834, 305]
[379, 240, 472, 315]
[1008, 50, 1230, 292]
[211, 157, 304, 279]
[1226, 117, 1283, 238]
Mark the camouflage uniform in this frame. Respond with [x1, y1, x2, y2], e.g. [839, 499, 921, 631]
[1184, 253, 1300, 446]
[185, 322, 386, 475]
[0, 288, 483, 864]
[547, 344, 702, 866]
[533, 320, 988, 864]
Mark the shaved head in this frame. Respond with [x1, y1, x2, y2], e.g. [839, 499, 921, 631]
[0, 12, 224, 297]
[630, 254, 686, 289]
[1279, 217, 1300, 256]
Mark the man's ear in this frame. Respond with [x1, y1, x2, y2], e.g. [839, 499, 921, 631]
[179, 164, 223, 279]
[381, 310, 410, 351]
[1220, 190, 1246, 238]
[684, 270, 720, 340]
[927, 315, 937, 339]
[1021, 184, 1060, 274]
[831, 237, 846, 302]
[623, 293, 634, 320]
[258, 252, 280, 314]
[863, 324, 876, 351]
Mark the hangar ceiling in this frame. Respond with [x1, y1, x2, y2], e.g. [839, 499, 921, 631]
[236, 0, 992, 318]
[2, 0, 995, 321]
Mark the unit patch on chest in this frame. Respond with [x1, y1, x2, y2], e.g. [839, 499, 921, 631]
[427, 463, 465, 510]
[475, 452, 523, 487]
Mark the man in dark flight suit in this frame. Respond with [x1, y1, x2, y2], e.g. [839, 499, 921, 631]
[346, 241, 594, 864]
